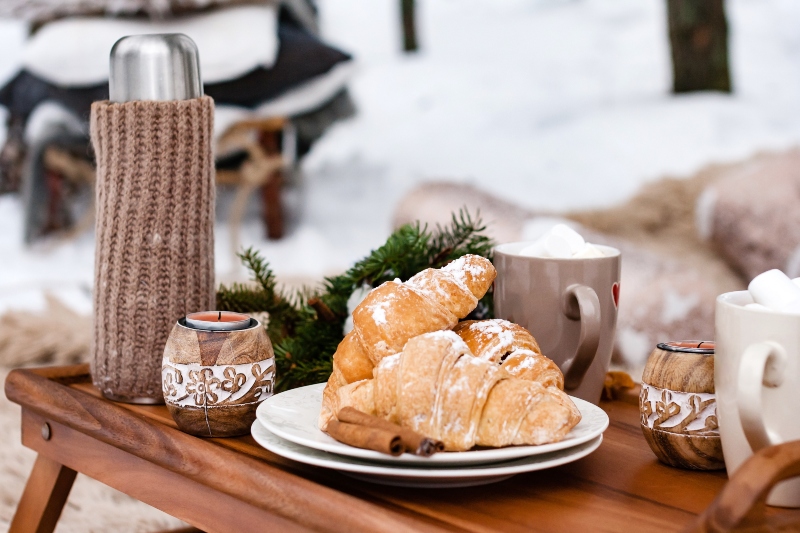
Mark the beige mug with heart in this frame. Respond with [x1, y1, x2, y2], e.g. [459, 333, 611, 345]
[493, 242, 621, 404]
[716, 291, 800, 507]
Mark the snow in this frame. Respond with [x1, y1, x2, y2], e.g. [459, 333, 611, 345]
[2, 0, 800, 316]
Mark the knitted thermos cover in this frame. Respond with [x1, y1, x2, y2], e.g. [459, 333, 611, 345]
[90, 96, 215, 402]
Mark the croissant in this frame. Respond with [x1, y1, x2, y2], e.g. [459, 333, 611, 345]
[454, 319, 564, 390]
[319, 255, 496, 428]
[332, 331, 581, 451]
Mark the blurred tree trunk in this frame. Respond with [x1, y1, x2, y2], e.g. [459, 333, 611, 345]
[667, 0, 731, 93]
[401, 0, 418, 52]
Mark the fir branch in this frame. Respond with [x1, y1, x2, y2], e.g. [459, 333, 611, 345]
[216, 247, 302, 342]
[429, 210, 494, 267]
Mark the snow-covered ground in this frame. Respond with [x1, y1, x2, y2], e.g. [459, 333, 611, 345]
[1, 0, 800, 315]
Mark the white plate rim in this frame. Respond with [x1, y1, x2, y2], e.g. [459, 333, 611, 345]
[256, 382, 609, 465]
[251, 419, 603, 478]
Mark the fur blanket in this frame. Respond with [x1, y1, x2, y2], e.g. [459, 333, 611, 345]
[394, 155, 769, 379]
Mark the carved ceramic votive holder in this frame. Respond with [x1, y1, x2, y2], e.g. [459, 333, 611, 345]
[640, 341, 724, 470]
[162, 312, 275, 438]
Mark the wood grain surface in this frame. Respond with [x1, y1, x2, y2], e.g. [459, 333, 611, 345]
[8, 454, 76, 533]
[166, 401, 260, 438]
[642, 346, 715, 392]
[6, 365, 800, 532]
[690, 440, 800, 532]
[162, 323, 274, 437]
[640, 345, 724, 471]
[163, 322, 273, 366]
[642, 428, 725, 471]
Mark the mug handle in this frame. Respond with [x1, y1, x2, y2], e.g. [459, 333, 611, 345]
[690, 439, 800, 532]
[737, 340, 788, 452]
[561, 284, 601, 390]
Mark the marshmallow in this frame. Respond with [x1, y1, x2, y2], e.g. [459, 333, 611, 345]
[550, 224, 586, 255]
[519, 225, 605, 259]
[744, 303, 771, 312]
[748, 269, 800, 312]
[521, 217, 573, 242]
[519, 233, 572, 258]
[518, 242, 543, 257]
[544, 234, 573, 258]
[573, 243, 605, 258]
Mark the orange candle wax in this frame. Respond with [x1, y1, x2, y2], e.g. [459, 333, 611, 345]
[185, 311, 251, 331]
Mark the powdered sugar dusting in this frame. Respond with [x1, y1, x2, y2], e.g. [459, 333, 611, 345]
[443, 255, 469, 271]
[449, 374, 472, 393]
[424, 330, 460, 342]
[371, 303, 388, 324]
[509, 349, 540, 369]
[407, 269, 465, 303]
[380, 353, 400, 369]
[362, 286, 400, 326]
[443, 255, 488, 292]
[445, 255, 487, 275]
[465, 319, 518, 360]
[467, 318, 512, 335]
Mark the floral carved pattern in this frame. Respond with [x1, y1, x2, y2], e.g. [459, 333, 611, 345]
[221, 366, 247, 394]
[219, 362, 273, 405]
[187, 368, 222, 406]
[162, 359, 275, 409]
[640, 384, 719, 436]
[162, 365, 189, 402]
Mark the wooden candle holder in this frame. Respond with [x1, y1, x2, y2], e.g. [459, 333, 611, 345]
[640, 341, 725, 470]
[162, 317, 274, 437]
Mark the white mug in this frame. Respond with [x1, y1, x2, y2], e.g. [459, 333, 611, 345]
[715, 291, 800, 507]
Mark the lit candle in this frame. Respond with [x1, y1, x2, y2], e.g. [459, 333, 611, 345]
[185, 311, 252, 331]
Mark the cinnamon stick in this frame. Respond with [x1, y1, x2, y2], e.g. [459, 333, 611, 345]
[337, 407, 444, 457]
[326, 420, 404, 456]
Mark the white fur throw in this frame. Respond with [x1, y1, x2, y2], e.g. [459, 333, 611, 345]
[697, 150, 800, 281]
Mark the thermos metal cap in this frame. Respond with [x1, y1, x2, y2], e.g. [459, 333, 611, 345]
[110, 33, 203, 103]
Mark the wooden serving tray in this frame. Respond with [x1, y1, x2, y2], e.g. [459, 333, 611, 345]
[4, 365, 798, 532]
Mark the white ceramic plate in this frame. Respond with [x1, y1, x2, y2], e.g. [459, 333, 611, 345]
[251, 420, 603, 488]
[256, 383, 608, 466]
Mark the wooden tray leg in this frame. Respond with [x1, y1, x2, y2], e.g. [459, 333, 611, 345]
[262, 170, 284, 240]
[9, 454, 77, 533]
[258, 129, 285, 240]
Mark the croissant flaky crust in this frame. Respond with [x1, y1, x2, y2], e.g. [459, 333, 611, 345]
[454, 319, 564, 390]
[332, 331, 581, 451]
[320, 255, 497, 428]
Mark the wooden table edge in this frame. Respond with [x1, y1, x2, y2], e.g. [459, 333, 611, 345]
[5, 366, 453, 533]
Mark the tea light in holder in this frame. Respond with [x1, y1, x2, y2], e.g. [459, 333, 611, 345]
[185, 311, 251, 331]
[639, 341, 725, 470]
[162, 311, 274, 437]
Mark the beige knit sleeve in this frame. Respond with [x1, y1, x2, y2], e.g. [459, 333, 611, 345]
[90, 96, 216, 402]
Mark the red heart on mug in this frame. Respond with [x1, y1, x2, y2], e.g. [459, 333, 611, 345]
[612, 282, 620, 308]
